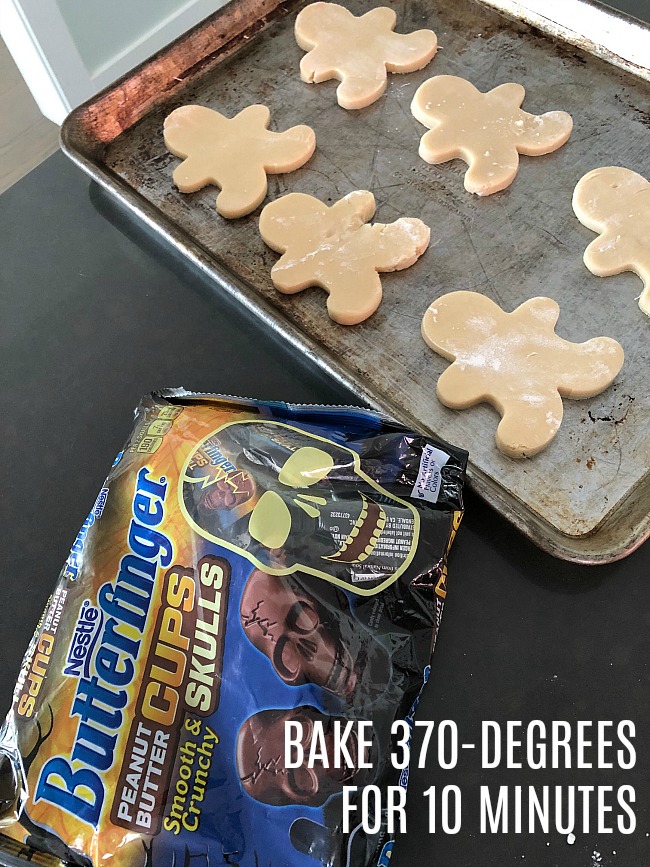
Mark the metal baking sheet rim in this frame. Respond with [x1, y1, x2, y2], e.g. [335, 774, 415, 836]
[483, 0, 650, 82]
[59, 0, 650, 565]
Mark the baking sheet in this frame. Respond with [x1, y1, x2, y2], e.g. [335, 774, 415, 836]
[61, 0, 650, 563]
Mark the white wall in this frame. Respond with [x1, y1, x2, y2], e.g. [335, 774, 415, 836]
[0, 0, 228, 124]
[54, 0, 203, 78]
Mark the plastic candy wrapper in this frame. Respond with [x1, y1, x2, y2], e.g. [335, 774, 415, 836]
[0, 392, 467, 867]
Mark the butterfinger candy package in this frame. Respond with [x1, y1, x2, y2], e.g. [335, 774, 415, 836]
[0, 392, 466, 867]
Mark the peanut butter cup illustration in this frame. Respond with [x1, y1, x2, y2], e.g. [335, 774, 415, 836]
[240, 570, 390, 701]
[236, 706, 374, 806]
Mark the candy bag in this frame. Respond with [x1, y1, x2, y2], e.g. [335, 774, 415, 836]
[0, 392, 466, 867]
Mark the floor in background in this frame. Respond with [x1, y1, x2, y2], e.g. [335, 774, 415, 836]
[0, 38, 59, 195]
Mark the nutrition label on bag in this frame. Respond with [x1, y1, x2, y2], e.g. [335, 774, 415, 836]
[411, 444, 450, 504]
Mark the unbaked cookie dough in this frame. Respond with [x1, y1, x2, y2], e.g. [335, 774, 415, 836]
[411, 76, 573, 195]
[421, 291, 624, 458]
[295, 2, 438, 110]
[164, 104, 316, 218]
[259, 190, 430, 325]
[572, 166, 650, 317]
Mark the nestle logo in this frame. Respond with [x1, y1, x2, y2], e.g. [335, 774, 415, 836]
[93, 487, 110, 519]
[63, 601, 103, 678]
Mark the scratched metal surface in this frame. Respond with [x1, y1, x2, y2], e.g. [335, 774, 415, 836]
[63, 0, 650, 561]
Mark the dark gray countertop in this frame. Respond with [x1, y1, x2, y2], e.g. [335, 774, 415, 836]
[605, 0, 650, 19]
[1, 4, 649, 861]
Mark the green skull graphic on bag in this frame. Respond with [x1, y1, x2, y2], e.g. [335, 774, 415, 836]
[179, 421, 420, 595]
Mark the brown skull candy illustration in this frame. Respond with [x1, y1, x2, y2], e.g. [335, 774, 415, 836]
[236, 706, 374, 807]
[240, 570, 390, 702]
[181, 421, 420, 592]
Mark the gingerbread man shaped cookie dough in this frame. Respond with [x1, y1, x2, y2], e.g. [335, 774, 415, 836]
[295, 2, 438, 110]
[411, 76, 573, 195]
[572, 166, 650, 317]
[164, 104, 316, 218]
[259, 191, 430, 325]
[421, 292, 624, 458]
